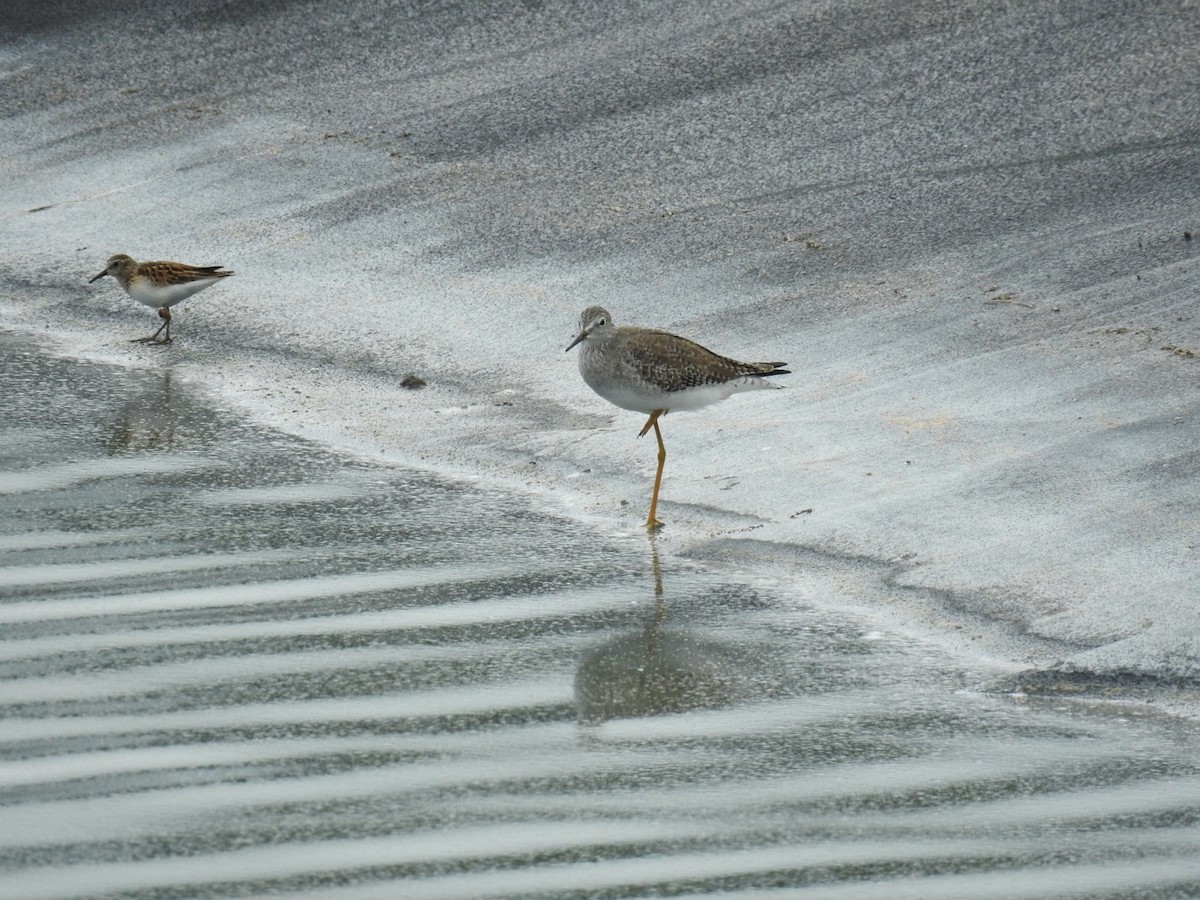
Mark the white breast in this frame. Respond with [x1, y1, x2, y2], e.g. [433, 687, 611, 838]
[582, 357, 775, 414]
[127, 277, 222, 309]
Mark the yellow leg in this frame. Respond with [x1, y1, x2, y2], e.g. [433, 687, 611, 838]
[639, 410, 667, 530]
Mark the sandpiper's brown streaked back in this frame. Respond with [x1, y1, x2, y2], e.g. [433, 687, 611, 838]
[89, 254, 233, 344]
[566, 305, 788, 529]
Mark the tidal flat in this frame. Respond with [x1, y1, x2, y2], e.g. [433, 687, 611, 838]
[1, 334, 1198, 898]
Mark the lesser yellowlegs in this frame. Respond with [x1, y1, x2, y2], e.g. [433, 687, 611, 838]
[567, 305, 788, 529]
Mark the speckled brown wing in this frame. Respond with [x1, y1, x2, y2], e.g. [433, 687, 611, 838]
[622, 328, 788, 393]
[141, 261, 233, 286]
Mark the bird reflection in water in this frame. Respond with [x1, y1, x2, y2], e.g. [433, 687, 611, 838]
[574, 534, 755, 724]
[104, 370, 215, 454]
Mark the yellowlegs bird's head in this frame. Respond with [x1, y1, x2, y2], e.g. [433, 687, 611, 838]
[565, 305, 617, 352]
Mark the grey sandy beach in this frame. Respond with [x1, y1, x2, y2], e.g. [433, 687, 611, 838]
[3, 331, 1199, 897]
[4, 0, 1199, 718]
[1, 0, 1199, 893]
[4, 0, 1198, 696]
[6, 0, 1194, 697]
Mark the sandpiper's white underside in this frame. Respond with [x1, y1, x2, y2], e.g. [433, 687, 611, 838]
[127, 278, 224, 309]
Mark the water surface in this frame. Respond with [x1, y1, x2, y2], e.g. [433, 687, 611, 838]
[1, 333, 1197, 899]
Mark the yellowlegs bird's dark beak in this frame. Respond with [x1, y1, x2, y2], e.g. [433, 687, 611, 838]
[565, 328, 587, 352]
[88, 270, 108, 283]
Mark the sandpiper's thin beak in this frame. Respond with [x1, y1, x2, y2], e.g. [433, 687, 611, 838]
[565, 330, 587, 352]
[88, 270, 108, 283]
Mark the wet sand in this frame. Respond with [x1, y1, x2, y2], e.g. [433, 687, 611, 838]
[0, 0, 1197, 707]
[2, 332, 1199, 897]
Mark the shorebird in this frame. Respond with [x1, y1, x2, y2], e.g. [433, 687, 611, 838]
[89, 254, 233, 343]
[567, 306, 788, 529]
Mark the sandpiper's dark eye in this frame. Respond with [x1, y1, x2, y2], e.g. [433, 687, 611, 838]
[598, 318, 607, 326]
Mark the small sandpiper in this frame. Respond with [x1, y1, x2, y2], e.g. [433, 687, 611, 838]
[566, 306, 789, 529]
[89, 254, 233, 343]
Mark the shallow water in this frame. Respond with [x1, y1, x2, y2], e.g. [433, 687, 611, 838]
[0, 332, 1197, 899]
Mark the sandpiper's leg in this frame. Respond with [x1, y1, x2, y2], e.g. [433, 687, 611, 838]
[638, 410, 667, 530]
[132, 308, 171, 344]
[131, 323, 165, 343]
